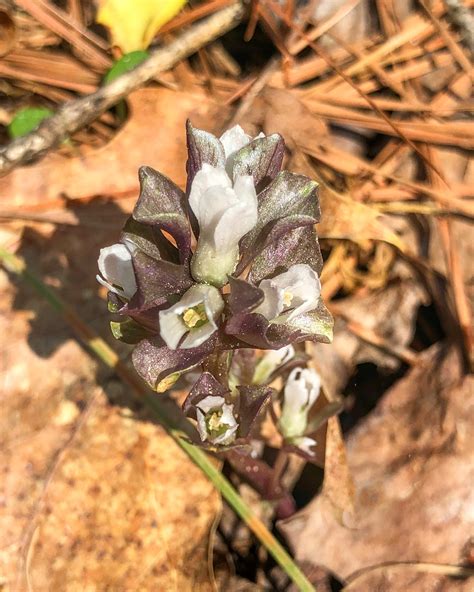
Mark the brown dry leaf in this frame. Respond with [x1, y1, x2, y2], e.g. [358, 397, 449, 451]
[320, 416, 355, 524]
[260, 87, 329, 148]
[318, 184, 406, 251]
[331, 273, 427, 370]
[308, 349, 355, 524]
[288, 151, 407, 252]
[0, 233, 221, 591]
[280, 344, 474, 591]
[0, 86, 229, 207]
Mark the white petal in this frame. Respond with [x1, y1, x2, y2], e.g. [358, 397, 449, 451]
[273, 345, 295, 365]
[197, 395, 226, 413]
[159, 306, 188, 350]
[181, 322, 215, 349]
[212, 423, 239, 445]
[269, 264, 321, 321]
[293, 436, 317, 456]
[219, 125, 252, 160]
[283, 367, 311, 413]
[97, 243, 137, 299]
[212, 403, 239, 445]
[196, 409, 209, 441]
[220, 403, 238, 428]
[212, 175, 258, 251]
[287, 367, 321, 408]
[202, 284, 225, 327]
[253, 279, 285, 320]
[189, 164, 232, 227]
[194, 186, 239, 247]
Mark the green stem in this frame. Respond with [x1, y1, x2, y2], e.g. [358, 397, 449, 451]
[0, 246, 315, 592]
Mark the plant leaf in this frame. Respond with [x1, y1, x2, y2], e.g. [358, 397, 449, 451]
[132, 334, 217, 391]
[133, 166, 191, 261]
[232, 133, 285, 189]
[129, 249, 192, 310]
[104, 50, 149, 84]
[248, 225, 323, 284]
[110, 318, 152, 344]
[238, 171, 320, 273]
[8, 107, 54, 139]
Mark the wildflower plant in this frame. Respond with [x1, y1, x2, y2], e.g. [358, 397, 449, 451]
[98, 122, 338, 505]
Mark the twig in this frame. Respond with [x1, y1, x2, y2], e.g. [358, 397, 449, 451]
[0, 245, 316, 592]
[418, 0, 472, 75]
[0, 1, 246, 177]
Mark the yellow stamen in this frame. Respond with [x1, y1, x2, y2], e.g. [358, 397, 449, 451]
[182, 306, 208, 328]
[207, 411, 222, 431]
[283, 290, 294, 307]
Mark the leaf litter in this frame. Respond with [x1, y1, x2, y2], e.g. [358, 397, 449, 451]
[0, 0, 472, 589]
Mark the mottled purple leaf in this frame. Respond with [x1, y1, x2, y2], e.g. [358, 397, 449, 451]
[129, 249, 192, 310]
[267, 299, 334, 345]
[133, 166, 191, 261]
[232, 134, 285, 190]
[132, 334, 217, 390]
[225, 309, 272, 349]
[122, 216, 179, 263]
[185, 120, 225, 191]
[249, 225, 323, 284]
[236, 384, 273, 438]
[226, 298, 333, 349]
[237, 171, 320, 273]
[182, 372, 229, 421]
[228, 276, 264, 315]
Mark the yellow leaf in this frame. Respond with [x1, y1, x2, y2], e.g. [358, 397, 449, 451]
[97, 0, 187, 53]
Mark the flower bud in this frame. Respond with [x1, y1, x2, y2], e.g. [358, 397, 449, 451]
[252, 345, 295, 384]
[97, 242, 137, 300]
[189, 164, 258, 286]
[279, 367, 321, 440]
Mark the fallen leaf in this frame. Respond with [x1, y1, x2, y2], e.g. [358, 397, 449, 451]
[97, 0, 187, 52]
[331, 274, 427, 370]
[280, 344, 474, 591]
[0, 86, 229, 207]
[0, 230, 221, 591]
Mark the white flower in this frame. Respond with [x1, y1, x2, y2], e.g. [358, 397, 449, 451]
[195, 395, 239, 445]
[252, 345, 295, 384]
[219, 125, 265, 175]
[159, 284, 224, 350]
[97, 243, 137, 300]
[189, 163, 258, 286]
[254, 264, 321, 322]
[279, 367, 321, 440]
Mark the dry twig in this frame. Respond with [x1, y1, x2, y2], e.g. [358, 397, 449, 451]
[0, 1, 245, 176]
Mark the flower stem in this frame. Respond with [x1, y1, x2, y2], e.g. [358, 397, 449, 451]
[271, 448, 289, 494]
[0, 246, 316, 592]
